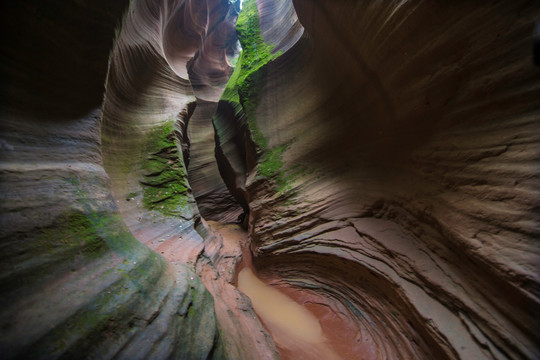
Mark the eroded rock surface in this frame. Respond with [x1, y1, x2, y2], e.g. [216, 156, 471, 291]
[214, 0, 540, 359]
[1, 0, 539, 359]
[0, 0, 269, 359]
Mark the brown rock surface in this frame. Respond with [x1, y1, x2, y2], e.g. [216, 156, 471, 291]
[1, 0, 539, 359]
[214, 0, 540, 359]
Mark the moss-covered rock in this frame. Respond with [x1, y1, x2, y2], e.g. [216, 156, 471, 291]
[139, 121, 190, 216]
[218, 0, 287, 181]
[36, 211, 108, 259]
[235, 0, 282, 87]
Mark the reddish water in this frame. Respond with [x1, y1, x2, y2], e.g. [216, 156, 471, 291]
[238, 266, 344, 360]
[209, 222, 369, 360]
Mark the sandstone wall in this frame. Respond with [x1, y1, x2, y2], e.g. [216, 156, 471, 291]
[214, 0, 540, 358]
[0, 1, 271, 358]
[1, 0, 538, 359]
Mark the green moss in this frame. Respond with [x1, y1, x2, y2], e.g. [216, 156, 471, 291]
[139, 121, 189, 216]
[258, 146, 315, 197]
[188, 303, 196, 317]
[30, 250, 165, 358]
[66, 176, 163, 259]
[277, 163, 315, 196]
[258, 145, 291, 194]
[125, 192, 138, 200]
[143, 120, 175, 153]
[238, 70, 268, 151]
[219, 0, 282, 149]
[220, 52, 243, 103]
[219, 0, 306, 193]
[36, 212, 108, 259]
[235, 0, 282, 87]
[233, 0, 283, 150]
[258, 144, 286, 178]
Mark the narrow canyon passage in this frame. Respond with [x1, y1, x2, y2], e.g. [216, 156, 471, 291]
[0, 0, 539, 359]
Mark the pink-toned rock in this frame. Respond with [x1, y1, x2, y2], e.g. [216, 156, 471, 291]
[1, 0, 539, 359]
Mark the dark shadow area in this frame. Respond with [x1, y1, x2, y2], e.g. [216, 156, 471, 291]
[0, 0, 130, 119]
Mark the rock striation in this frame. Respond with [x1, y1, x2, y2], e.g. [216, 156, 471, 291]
[0, 0, 274, 359]
[214, 0, 540, 359]
[0, 0, 539, 359]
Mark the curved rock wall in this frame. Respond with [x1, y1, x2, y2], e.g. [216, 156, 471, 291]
[0, 0, 271, 358]
[102, 0, 276, 358]
[1, 0, 539, 359]
[0, 73, 221, 359]
[214, 0, 540, 359]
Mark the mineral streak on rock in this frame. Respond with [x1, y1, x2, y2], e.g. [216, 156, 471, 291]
[1, 0, 539, 359]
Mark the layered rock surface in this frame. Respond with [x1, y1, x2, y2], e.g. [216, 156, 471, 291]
[214, 0, 540, 359]
[0, 0, 274, 359]
[0, 0, 539, 359]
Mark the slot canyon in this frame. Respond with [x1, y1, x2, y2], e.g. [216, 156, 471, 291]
[1, 0, 539, 359]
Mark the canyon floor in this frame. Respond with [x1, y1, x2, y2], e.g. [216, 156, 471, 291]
[203, 222, 375, 360]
